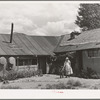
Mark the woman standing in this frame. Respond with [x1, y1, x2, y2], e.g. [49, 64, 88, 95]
[64, 57, 73, 77]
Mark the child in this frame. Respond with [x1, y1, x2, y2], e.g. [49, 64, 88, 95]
[59, 66, 65, 78]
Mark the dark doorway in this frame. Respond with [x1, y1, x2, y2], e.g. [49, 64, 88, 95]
[77, 51, 83, 71]
[38, 56, 46, 74]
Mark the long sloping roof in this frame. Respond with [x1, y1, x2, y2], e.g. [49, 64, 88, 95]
[54, 28, 100, 53]
[0, 33, 60, 56]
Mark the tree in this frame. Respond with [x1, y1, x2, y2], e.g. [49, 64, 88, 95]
[75, 4, 100, 31]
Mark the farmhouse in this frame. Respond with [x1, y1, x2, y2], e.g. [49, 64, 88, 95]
[0, 24, 60, 75]
[54, 28, 100, 74]
[2, 23, 100, 76]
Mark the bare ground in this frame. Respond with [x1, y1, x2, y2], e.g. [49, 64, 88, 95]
[1, 74, 100, 89]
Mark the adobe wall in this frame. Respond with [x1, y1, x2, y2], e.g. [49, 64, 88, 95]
[82, 50, 100, 73]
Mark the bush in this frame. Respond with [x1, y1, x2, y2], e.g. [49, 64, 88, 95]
[80, 67, 99, 79]
[46, 81, 81, 89]
[1, 85, 21, 89]
[2, 69, 39, 80]
[67, 79, 82, 87]
[17, 70, 26, 78]
[46, 79, 82, 89]
[4, 70, 17, 80]
[17, 70, 37, 79]
[37, 69, 43, 76]
[46, 83, 68, 89]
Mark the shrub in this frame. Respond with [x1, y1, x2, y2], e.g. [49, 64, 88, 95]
[17, 70, 26, 78]
[17, 70, 37, 79]
[46, 84, 52, 89]
[46, 83, 68, 89]
[4, 70, 17, 80]
[1, 85, 21, 89]
[46, 82, 79, 89]
[67, 79, 82, 87]
[37, 69, 43, 76]
[2, 69, 39, 80]
[80, 67, 99, 79]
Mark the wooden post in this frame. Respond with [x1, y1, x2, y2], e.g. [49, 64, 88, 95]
[17, 57, 19, 71]
[3, 67, 4, 80]
[37, 57, 39, 70]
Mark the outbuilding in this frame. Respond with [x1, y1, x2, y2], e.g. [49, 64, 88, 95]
[0, 24, 60, 75]
[54, 28, 100, 74]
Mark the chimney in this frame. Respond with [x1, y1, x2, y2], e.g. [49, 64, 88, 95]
[70, 32, 75, 40]
[10, 23, 14, 43]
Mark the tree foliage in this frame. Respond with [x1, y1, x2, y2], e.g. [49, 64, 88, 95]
[75, 4, 100, 31]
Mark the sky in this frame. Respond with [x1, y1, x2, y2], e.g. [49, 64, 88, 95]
[0, 1, 80, 36]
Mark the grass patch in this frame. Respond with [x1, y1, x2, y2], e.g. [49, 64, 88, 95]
[0, 85, 21, 89]
[67, 79, 82, 87]
[38, 84, 42, 86]
[46, 83, 68, 89]
[46, 79, 82, 89]
[89, 84, 100, 89]
[46, 82, 76, 89]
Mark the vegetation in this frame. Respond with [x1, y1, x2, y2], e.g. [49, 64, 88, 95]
[46, 79, 82, 89]
[16, 70, 35, 79]
[46, 83, 69, 89]
[4, 70, 17, 80]
[1, 68, 43, 81]
[67, 79, 82, 87]
[75, 4, 100, 31]
[80, 67, 99, 79]
[0, 85, 21, 89]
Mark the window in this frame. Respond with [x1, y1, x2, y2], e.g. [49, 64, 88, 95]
[87, 49, 99, 58]
[32, 59, 37, 65]
[16, 58, 37, 66]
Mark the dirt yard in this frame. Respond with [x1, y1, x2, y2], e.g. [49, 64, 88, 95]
[1, 74, 100, 89]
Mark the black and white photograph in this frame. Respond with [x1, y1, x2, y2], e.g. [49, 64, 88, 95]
[0, 1, 100, 95]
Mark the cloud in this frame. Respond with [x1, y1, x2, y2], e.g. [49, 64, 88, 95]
[0, 2, 80, 35]
[34, 21, 80, 36]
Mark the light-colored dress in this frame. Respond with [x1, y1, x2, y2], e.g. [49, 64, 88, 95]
[64, 60, 73, 75]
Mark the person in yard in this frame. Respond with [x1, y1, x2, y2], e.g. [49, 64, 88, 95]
[64, 57, 73, 78]
[59, 66, 65, 78]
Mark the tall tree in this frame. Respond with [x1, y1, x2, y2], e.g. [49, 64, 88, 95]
[75, 4, 100, 31]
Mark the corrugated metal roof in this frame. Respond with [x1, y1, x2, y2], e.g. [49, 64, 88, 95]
[30, 36, 60, 55]
[54, 42, 100, 53]
[54, 34, 70, 53]
[0, 33, 60, 56]
[60, 28, 100, 46]
[54, 28, 100, 53]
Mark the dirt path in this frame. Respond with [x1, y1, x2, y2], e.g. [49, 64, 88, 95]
[1, 74, 100, 89]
